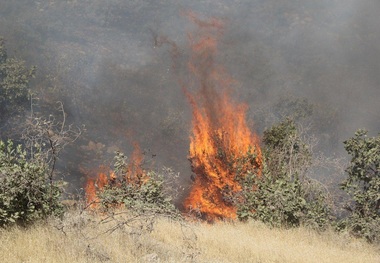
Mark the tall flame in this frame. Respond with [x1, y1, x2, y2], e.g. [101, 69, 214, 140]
[183, 13, 262, 221]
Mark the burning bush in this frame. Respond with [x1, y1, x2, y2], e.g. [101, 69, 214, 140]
[85, 147, 178, 217]
[181, 13, 262, 222]
[184, 90, 263, 221]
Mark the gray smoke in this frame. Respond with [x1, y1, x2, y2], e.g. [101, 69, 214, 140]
[0, 0, 379, 192]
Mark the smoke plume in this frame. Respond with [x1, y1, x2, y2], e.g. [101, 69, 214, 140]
[0, 0, 379, 194]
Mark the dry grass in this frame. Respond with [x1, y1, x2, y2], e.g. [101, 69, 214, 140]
[0, 210, 379, 263]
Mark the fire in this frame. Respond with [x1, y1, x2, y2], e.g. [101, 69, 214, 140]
[125, 142, 148, 185]
[84, 142, 147, 208]
[183, 14, 262, 221]
[85, 168, 112, 208]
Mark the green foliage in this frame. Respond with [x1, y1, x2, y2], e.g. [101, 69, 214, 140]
[237, 119, 332, 229]
[263, 118, 312, 180]
[0, 140, 63, 227]
[0, 37, 35, 118]
[96, 152, 179, 217]
[337, 130, 380, 242]
[238, 171, 331, 229]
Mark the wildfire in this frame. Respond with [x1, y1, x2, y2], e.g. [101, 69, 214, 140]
[84, 142, 147, 208]
[85, 167, 114, 208]
[183, 13, 262, 221]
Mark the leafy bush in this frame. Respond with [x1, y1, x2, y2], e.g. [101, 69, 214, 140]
[238, 171, 331, 229]
[337, 130, 380, 242]
[0, 37, 83, 228]
[237, 119, 332, 229]
[96, 152, 179, 217]
[0, 101, 82, 227]
[0, 140, 63, 227]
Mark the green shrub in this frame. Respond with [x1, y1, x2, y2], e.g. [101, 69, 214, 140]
[237, 171, 331, 229]
[337, 130, 380, 242]
[96, 152, 179, 217]
[237, 119, 332, 229]
[0, 140, 63, 227]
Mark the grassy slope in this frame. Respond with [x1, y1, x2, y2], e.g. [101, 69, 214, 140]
[0, 211, 379, 263]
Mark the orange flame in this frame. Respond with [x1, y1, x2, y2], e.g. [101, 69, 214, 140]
[125, 142, 148, 185]
[84, 143, 147, 208]
[183, 14, 262, 222]
[84, 167, 113, 208]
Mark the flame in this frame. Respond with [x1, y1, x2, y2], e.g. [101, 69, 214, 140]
[183, 13, 262, 222]
[85, 177, 97, 207]
[84, 166, 113, 208]
[125, 142, 148, 185]
[84, 143, 147, 208]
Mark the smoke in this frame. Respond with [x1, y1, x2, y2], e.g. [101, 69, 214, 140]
[0, 0, 379, 192]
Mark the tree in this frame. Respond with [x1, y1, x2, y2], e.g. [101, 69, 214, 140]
[338, 130, 380, 242]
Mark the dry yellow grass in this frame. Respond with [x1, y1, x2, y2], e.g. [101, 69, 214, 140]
[0, 211, 379, 263]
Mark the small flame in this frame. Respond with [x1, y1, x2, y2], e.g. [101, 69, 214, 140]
[125, 142, 148, 185]
[85, 177, 97, 207]
[183, 13, 262, 222]
[84, 167, 113, 208]
[84, 143, 147, 209]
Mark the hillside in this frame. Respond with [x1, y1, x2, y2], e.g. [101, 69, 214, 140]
[1, 2, 379, 262]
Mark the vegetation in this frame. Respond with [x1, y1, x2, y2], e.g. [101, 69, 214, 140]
[0, 33, 379, 243]
[0, 4, 379, 259]
[337, 130, 380, 242]
[0, 37, 81, 227]
[0, 105, 82, 227]
[0, 37, 35, 124]
[1, 213, 379, 263]
[96, 151, 180, 217]
[237, 119, 332, 229]
[0, 140, 63, 226]
[0, 38, 59, 227]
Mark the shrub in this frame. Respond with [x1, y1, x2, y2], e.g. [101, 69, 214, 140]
[337, 130, 380, 242]
[0, 140, 63, 227]
[0, 102, 82, 227]
[95, 151, 179, 217]
[237, 171, 331, 229]
[237, 119, 332, 229]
